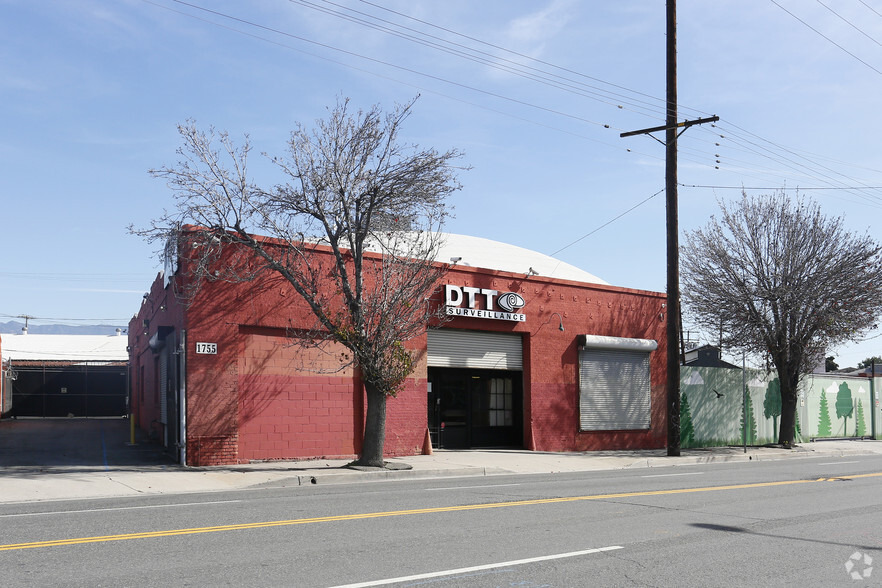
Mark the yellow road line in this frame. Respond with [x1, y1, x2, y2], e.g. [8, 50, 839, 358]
[3, 472, 881, 552]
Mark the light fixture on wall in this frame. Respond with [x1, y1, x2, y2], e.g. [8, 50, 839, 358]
[551, 312, 564, 332]
[450, 256, 462, 264]
[526, 267, 539, 277]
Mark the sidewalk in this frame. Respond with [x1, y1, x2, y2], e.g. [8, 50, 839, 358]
[2, 435, 881, 504]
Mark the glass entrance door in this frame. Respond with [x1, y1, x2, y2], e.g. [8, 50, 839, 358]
[427, 368, 523, 449]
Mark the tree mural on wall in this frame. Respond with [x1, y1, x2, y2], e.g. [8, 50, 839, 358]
[680, 392, 695, 448]
[835, 381, 854, 436]
[740, 392, 757, 445]
[855, 399, 866, 437]
[763, 378, 782, 433]
[818, 390, 833, 437]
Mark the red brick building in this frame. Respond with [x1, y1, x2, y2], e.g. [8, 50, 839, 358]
[129, 233, 667, 465]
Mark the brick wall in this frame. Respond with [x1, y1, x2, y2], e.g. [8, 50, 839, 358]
[188, 433, 238, 465]
[237, 331, 358, 461]
[384, 335, 428, 456]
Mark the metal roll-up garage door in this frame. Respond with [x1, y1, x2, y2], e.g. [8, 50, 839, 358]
[427, 329, 522, 370]
[578, 334, 657, 431]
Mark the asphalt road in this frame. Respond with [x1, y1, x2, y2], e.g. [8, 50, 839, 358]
[2, 453, 881, 587]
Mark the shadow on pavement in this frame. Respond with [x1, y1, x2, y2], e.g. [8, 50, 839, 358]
[0, 418, 175, 470]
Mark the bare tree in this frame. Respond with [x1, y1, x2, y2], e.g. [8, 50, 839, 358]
[134, 97, 466, 466]
[682, 193, 882, 447]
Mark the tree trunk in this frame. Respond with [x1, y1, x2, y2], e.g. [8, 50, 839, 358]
[356, 382, 387, 467]
[777, 365, 800, 448]
[779, 393, 796, 447]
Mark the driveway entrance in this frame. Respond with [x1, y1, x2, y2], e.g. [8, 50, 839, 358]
[0, 418, 173, 468]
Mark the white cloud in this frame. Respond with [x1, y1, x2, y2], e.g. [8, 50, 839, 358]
[504, 0, 576, 56]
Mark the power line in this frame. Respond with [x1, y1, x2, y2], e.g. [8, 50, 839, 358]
[289, 0, 670, 121]
[160, 0, 615, 129]
[769, 0, 882, 75]
[0, 313, 130, 323]
[140, 0, 686, 185]
[141, 1, 882, 235]
[695, 123, 882, 178]
[148, 1, 715, 183]
[679, 183, 882, 190]
[858, 0, 882, 20]
[708, 121, 882, 205]
[683, 120, 882, 205]
[149, 1, 724, 177]
[549, 188, 665, 257]
[816, 0, 882, 48]
[354, 0, 694, 117]
[294, 0, 882, 205]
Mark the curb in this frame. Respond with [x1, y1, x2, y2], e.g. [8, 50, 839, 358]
[288, 466, 509, 486]
[257, 445, 882, 486]
[637, 447, 878, 469]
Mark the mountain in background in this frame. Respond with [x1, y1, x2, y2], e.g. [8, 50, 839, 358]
[0, 321, 127, 336]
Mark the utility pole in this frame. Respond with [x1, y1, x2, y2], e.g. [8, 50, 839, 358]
[17, 314, 36, 333]
[664, 0, 680, 458]
[621, 1, 718, 456]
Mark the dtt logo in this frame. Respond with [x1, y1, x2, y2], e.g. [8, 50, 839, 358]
[497, 292, 526, 313]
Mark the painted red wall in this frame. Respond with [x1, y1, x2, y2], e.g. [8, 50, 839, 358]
[236, 327, 358, 461]
[130, 236, 667, 465]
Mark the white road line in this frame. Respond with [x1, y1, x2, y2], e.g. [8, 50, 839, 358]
[641, 472, 704, 478]
[817, 461, 860, 466]
[0, 500, 242, 518]
[426, 483, 522, 491]
[327, 546, 624, 588]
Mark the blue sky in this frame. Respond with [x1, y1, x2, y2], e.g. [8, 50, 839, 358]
[3, 0, 882, 368]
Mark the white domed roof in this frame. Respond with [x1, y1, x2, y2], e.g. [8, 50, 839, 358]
[437, 234, 607, 285]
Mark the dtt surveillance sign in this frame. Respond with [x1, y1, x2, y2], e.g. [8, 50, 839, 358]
[444, 284, 526, 322]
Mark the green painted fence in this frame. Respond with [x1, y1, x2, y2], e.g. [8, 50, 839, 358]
[680, 366, 880, 447]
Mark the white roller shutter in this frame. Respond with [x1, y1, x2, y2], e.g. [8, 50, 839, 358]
[427, 329, 522, 370]
[579, 335, 656, 431]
